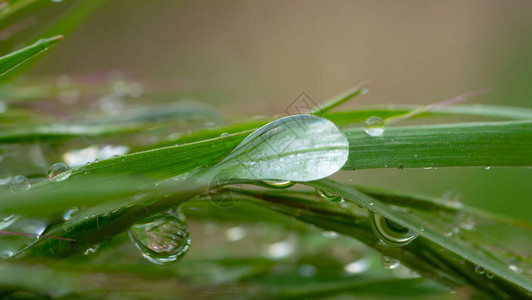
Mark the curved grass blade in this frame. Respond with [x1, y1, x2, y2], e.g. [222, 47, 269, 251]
[306, 179, 532, 296]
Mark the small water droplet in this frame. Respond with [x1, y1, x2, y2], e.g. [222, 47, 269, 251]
[263, 239, 295, 259]
[9, 175, 30, 193]
[370, 211, 417, 247]
[220, 132, 230, 137]
[316, 188, 343, 202]
[344, 257, 371, 274]
[364, 116, 385, 137]
[397, 164, 404, 169]
[382, 256, 401, 269]
[63, 207, 79, 221]
[48, 162, 72, 182]
[262, 180, 295, 189]
[484, 166, 491, 170]
[322, 231, 339, 238]
[225, 226, 246, 241]
[475, 266, 485, 275]
[508, 264, 523, 274]
[298, 264, 317, 277]
[419, 226, 425, 232]
[486, 272, 494, 279]
[129, 212, 191, 264]
[460, 218, 475, 231]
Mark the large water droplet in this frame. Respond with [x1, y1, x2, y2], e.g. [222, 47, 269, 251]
[364, 116, 385, 137]
[209, 115, 349, 182]
[382, 256, 401, 269]
[128, 212, 191, 265]
[48, 162, 72, 182]
[370, 211, 417, 247]
[9, 175, 30, 193]
[316, 188, 344, 203]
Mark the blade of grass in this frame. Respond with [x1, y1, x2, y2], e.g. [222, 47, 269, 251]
[0, 35, 62, 77]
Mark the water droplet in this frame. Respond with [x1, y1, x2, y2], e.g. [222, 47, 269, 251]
[382, 256, 401, 269]
[316, 188, 343, 202]
[486, 272, 494, 279]
[298, 264, 317, 277]
[475, 266, 485, 275]
[364, 116, 385, 137]
[225, 226, 246, 241]
[460, 218, 475, 231]
[484, 166, 491, 170]
[209, 115, 349, 182]
[129, 213, 191, 264]
[262, 180, 295, 189]
[263, 239, 295, 259]
[345, 257, 371, 274]
[419, 226, 425, 232]
[48, 162, 72, 182]
[370, 211, 417, 247]
[63, 207, 79, 221]
[322, 231, 339, 238]
[220, 132, 230, 137]
[508, 264, 523, 274]
[9, 175, 30, 193]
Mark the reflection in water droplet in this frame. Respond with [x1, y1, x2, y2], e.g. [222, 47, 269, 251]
[9, 175, 30, 193]
[0, 215, 18, 230]
[382, 256, 401, 269]
[209, 115, 349, 182]
[316, 188, 343, 202]
[83, 244, 99, 255]
[129, 212, 191, 264]
[63, 207, 79, 221]
[262, 180, 295, 189]
[48, 162, 72, 182]
[364, 116, 385, 137]
[370, 211, 417, 247]
[475, 266, 485, 275]
[486, 272, 494, 279]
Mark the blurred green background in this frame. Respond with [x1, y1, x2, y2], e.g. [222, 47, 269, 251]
[6, 0, 532, 220]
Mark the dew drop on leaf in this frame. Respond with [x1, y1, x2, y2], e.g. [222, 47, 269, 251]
[475, 266, 485, 275]
[63, 207, 79, 221]
[210, 115, 349, 182]
[48, 162, 72, 182]
[370, 211, 418, 247]
[128, 212, 191, 265]
[9, 175, 30, 193]
[316, 188, 344, 203]
[364, 116, 385, 137]
[382, 256, 401, 269]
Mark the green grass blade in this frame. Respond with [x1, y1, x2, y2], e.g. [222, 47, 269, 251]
[0, 35, 62, 77]
[306, 179, 532, 295]
[343, 120, 532, 170]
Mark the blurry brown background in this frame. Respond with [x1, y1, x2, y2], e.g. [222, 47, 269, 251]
[30, 0, 532, 221]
